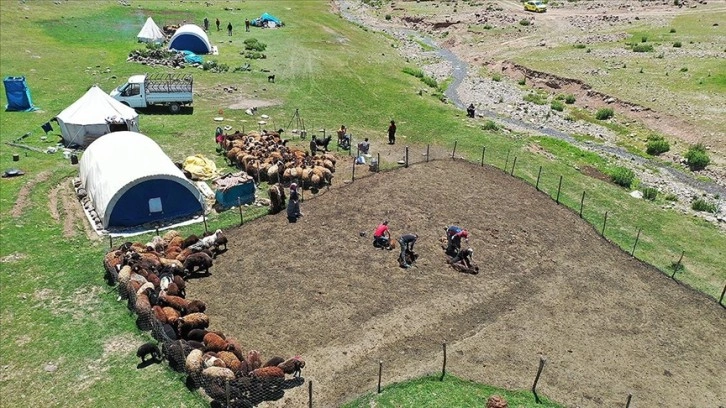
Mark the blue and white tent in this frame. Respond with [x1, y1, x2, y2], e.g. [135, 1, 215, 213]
[3, 76, 37, 112]
[168, 24, 211, 54]
[79, 131, 204, 229]
[251, 13, 283, 27]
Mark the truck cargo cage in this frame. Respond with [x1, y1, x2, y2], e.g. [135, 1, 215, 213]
[145, 73, 193, 93]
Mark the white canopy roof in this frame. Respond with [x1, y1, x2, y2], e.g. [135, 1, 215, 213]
[137, 17, 165, 43]
[79, 131, 203, 227]
[56, 86, 139, 146]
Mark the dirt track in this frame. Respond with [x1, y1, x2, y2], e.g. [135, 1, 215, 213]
[188, 160, 725, 407]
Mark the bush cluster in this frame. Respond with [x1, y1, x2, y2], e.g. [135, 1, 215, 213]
[481, 120, 499, 131]
[519, 19, 530, 26]
[691, 198, 718, 213]
[632, 44, 654, 52]
[202, 60, 229, 73]
[642, 187, 659, 201]
[550, 100, 564, 112]
[685, 143, 710, 170]
[595, 108, 614, 120]
[646, 136, 670, 155]
[609, 166, 635, 188]
[565, 94, 576, 104]
[403, 67, 424, 78]
[244, 38, 267, 52]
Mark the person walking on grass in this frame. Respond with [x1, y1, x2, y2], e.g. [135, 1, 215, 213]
[245, 18, 251, 32]
[203, 17, 209, 32]
[227, 22, 233, 36]
[216, 18, 220, 31]
[388, 120, 396, 145]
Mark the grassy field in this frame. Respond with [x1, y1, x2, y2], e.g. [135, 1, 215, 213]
[0, 1, 724, 407]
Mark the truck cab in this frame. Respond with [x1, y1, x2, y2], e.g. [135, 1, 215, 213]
[110, 75, 147, 108]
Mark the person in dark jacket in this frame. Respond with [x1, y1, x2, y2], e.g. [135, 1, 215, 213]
[227, 22, 233, 36]
[398, 233, 418, 268]
[287, 196, 302, 223]
[387, 120, 396, 145]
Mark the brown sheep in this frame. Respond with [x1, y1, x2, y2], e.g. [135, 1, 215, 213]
[226, 336, 246, 363]
[186, 299, 207, 314]
[177, 312, 210, 334]
[159, 294, 189, 313]
[152, 305, 168, 324]
[164, 282, 181, 297]
[278, 356, 306, 377]
[162, 229, 180, 243]
[134, 292, 153, 330]
[247, 350, 262, 371]
[250, 366, 285, 378]
[185, 329, 209, 342]
[183, 252, 213, 276]
[181, 235, 200, 249]
[161, 306, 181, 325]
[263, 356, 285, 367]
[217, 351, 242, 374]
[203, 332, 230, 353]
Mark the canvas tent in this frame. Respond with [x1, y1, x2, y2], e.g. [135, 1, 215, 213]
[168, 24, 211, 54]
[79, 131, 204, 229]
[137, 17, 165, 44]
[251, 12, 283, 27]
[3, 76, 37, 111]
[56, 86, 139, 147]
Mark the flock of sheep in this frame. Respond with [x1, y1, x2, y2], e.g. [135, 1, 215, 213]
[104, 229, 305, 406]
[219, 129, 336, 190]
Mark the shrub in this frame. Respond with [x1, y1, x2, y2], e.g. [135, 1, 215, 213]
[519, 19, 530, 26]
[403, 67, 424, 78]
[550, 100, 564, 112]
[385, 14, 391, 20]
[670, 28, 677, 33]
[673, 41, 682, 47]
[243, 51, 266, 59]
[523, 92, 547, 105]
[482, 120, 499, 131]
[243, 38, 267, 52]
[483, 24, 493, 30]
[685, 143, 710, 170]
[492, 73, 502, 82]
[202, 60, 229, 72]
[609, 167, 635, 188]
[574, 44, 586, 49]
[565, 94, 576, 104]
[421, 75, 438, 88]
[595, 107, 614, 120]
[664, 193, 678, 202]
[586, 48, 592, 53]
[691, 198, 718, 213]
[641, 36, 648, 43]
[642, 187, 658, 201]
[646, 137, 670, 155]
[518, 78, 526, 85]
[632, 44, 654, 52]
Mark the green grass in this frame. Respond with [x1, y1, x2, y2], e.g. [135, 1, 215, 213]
[343, 374, 562, 408]
[1, 2, 724, 407]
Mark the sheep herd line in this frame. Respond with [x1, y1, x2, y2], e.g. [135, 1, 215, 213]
[104, 229, 305, 406]
[219, 129, 336, 190]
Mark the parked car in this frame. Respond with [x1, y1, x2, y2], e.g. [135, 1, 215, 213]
[524, 0, 547, 13]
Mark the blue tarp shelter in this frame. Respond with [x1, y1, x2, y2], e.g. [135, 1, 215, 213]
[251, 12, 283, 27]
[3, 76, 37, 112]
[215, 181, 256, 209]
[79, 131, 204, 228]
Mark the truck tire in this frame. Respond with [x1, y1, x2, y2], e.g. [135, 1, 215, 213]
[169, 103, 181, 114]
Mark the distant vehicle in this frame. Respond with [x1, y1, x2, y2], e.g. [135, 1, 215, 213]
[110, 73, 193, 113]
[524, 0, 547, 13]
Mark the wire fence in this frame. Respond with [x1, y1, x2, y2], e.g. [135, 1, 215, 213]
[345, 140, 726, 305]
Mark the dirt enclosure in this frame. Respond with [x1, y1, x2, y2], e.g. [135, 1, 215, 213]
[190, 160, 725, 407]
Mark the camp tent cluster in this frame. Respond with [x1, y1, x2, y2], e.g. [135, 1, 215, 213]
[56, 86, 139, 147]
[169, 24, 212, 54]
[79, 131, 204, 229]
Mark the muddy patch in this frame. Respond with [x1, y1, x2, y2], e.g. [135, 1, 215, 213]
[11, 171, 51, 218]
[227, 97, 282, 110]
[580, 165, 611, 183]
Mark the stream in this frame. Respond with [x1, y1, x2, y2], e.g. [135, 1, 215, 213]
[336, 1, 726, 200]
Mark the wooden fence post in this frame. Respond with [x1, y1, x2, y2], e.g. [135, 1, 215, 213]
[601, 211, 608, 237]
[109, 235, 113, 249]
[308, 380, 313, 408]
[155, 225, 160, 236]
[579, 191, 586, 218]
[510, 157, 517, 176]
[377, 153, 381, 172]
[451, 140, 457, 159]
[625, 393, 633, 408]
[202, 211, 208, 234]
[671, 250, 685, 279]
[480, 146, 486, 166]
[532, 357, 546, 404]
[631, 227, 642, 257]
[238, 198, 244, 225]
[719, 283, 726, 307]
[351, 156, 356, 182]
[377, 360, 383, 394]
[440, 342, 447, 381]
[504, 149, 510, 172]
[405, 146, 409, 168]
[555, 175, 563, 204]
[536, 166, 542, 191]
[426, 144, 430, 163]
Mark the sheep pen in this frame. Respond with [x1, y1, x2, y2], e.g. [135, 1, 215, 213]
[183, 159, 725, 407]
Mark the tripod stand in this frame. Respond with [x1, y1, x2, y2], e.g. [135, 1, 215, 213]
[286, 108, 307, 139]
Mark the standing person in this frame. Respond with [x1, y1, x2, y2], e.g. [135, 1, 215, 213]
[227, 22, 233, 36]
[287, 195, 302, 223]
[245, 18, 251, 32]
[289, 183, 299, 202]
[373, 220, 391, 249]
[398, 233, 418, 268]
[467, 103, 476, 118]
[216, 18, 220, 31]
[445, 225, 469, 256]
[203, 17, 209, 32]
[309, 135, 318, 156]
[387, 120, 396, 145]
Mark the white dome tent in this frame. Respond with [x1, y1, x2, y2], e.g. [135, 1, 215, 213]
[56, 86, 139, 147]
[168, 24, 212, 54]
[79, 131, 204, 229]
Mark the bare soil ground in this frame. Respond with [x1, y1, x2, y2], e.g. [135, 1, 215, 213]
[188, 160, 725, 408]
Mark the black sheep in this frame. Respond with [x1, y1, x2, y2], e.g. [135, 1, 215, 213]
[137, 342, 161, 363]
[183, 252, 213, 276]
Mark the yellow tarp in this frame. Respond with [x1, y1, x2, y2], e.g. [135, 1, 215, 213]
[183, 154, 219, 181]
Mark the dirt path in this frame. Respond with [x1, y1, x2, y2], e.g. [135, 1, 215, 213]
[191, 160, 725, 408]
[11, 171, 51, 218]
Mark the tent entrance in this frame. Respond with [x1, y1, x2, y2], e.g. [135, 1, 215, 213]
[109, 122, 129, 133]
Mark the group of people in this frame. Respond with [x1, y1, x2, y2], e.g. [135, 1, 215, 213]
[203, 17, 250, 35]
[372, 221, 418, 269]
[372, 221, 475, 271]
